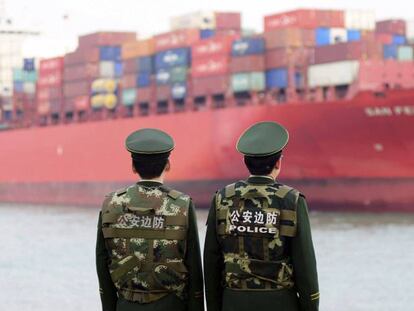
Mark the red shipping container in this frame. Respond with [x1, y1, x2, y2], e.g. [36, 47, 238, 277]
[374, 33, 393, 44]
[64, 48, 100, 66]
[215, 12, 241, 30]
[192, 56, 230, 77]
[230, 55, 265, 73]
[64, 80, 91, 98]
[74, 96, 90, 111]
[39, 57, 64, 74]
[121, 74, 136, 88]
[37, 101, 50, 115]
[64, 63, 99, 82]
[192, 36, 234, 59]
[376, 20, 406, 35]
[264, 28, 315, 49]
[137, 86, 155, 102]
[266, 48, 315, 68]
[191, 75, 230, 96]
[36, 86, 63, 102]
[123, 58, 137, 74]
[215, 29, 242, 38]
[36, 88, 50, 101]
[37, 72, 63, 88]
[78, 32, 136, 48]
[155, 85, 171, 100]
[264, 9, 344, 31]
[313, 41, 382, 64]
[154, 29, 200, 52]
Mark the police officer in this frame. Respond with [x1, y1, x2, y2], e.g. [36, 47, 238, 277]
[96, 128, 204, 311]
[204, 121, 319, 311]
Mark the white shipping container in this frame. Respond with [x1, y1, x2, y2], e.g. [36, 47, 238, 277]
[407, 20, 414, 42]
[345, 10, 375, 30]
[397, 46, 414, 61]
[170, 11, 216, 30]
[330, 28, 347, 44]
[23, 81, 36, 94]
[99, 61, 115, 78]
[308, 60, 360, 87]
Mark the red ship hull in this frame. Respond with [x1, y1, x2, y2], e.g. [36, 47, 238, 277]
[1, 90, 414, 211]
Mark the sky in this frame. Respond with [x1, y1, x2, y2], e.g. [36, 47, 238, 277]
[2, 0, 414, 58]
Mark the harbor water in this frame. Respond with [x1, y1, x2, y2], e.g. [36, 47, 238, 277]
[1, 203, 414, 310]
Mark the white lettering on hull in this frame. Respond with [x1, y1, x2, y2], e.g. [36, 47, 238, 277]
[365, 106, 414, 117]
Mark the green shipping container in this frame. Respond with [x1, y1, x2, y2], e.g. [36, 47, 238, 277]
[22, 70, 38, 82]
[231, 72, 265, 92]
[122, 88, 136, 106]
[397, 46, 414, 61]
[13, 68, 23, 82]
[170, 66, 188, 83]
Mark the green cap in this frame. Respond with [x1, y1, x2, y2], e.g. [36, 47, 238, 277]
[125, 128, 174, 154]
[236, 121, 289, 157]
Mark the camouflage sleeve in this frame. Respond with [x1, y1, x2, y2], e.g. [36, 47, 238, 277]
[185, 201, 205, 311]
[291, 196, 319, 311]
[95, 211, 118, 311]
[203, 195, 224, 311]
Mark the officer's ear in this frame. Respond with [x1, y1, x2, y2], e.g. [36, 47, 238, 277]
[275, 159, 282, 170]
[164, 160, 171, 172]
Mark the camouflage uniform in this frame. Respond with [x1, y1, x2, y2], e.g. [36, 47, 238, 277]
[204, 175, 319, 311]
[96, 181, 204, 311]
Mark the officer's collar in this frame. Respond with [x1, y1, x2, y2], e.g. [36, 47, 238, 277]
[247, 175, 275, 185]
[137, 180, 163, 187]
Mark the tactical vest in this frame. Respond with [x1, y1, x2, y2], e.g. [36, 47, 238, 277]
[216, 180, 300, 291]
[101, 184, 190, 303]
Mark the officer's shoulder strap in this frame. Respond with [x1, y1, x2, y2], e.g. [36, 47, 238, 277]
[224, 180, 246, 198]
[159, 185, 184, 200]
[115, 186, 128, 197]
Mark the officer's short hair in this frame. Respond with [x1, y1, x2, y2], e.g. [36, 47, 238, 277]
[244, 151, 282, 175]
[132, 152, 170, 179]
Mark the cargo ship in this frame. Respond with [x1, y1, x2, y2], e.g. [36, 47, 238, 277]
[0, 9, 413, 211]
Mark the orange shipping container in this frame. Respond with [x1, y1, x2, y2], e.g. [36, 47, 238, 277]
[122, 38, 155, 59]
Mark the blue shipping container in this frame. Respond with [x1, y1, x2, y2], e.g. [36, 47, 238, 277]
[13, 81, 24, 93]
[99, 46, 121, 61]
[347, 29, 361, 42]
[392, 35, 406, 45]
[383, 44, 398, 59]
[155, 48, 190, 70]
[155, 69, 171, 85]
[266, 68, 288, 89]
[137, 56, 153, 73]
[23, 58, 35, 71]
[171, 83, 186, 99]
[136, 73, 151, 88]
[295, 72, 303, 88]
[315, 28, 330, 46]
[232, 37, 265, 56]
[200, 29, 215, 39]
[114, 62, 123, 77]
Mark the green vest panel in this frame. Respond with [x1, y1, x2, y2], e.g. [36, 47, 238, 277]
[101, 184, 190, 303]
[216, 180, 299, 291]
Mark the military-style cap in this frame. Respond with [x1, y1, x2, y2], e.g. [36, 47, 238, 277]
[125, 128, 174, 154]
[236, 121, 289, 157]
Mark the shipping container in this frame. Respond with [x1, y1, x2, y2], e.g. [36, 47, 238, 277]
[232, 37, 265, 56]
[123, 58, 137, 75]
[315, 28, 330, 46]
[24, 58, 35, 71]
[155, 48, 190, 69]
[64, 48, 100, 66]
[308, 60, 360, 87]
[99, 46, 121, 61]
[12, 68, 23, 81]
[99, 61, 115, 78]
[170, 66, 188, 83]
[376, 19, 406, 35]
[170, 11, 241, 31]
[266, 68, 288, 89]
[407, 20, 414, 42]
[154, 29, 200, 52]
[155, 85, 171, 100]
[345, 10, 376, 30]
[37, 72, 63, 88]
[122, 38, 155, 59]
[230, 55, 265, 73]
[192, 56, 230, 77]
[264, 9, 344, 31]
[383, 44, 398, 59]
[191, 75, 230, 95]
[397, 46, 414, 61]
[138, 56, 153, 73]
[122, 88, 136, 106]
[13, 81, 24, 93]
[200, 29, 215, 39]
[347, 30, 361, 41]
[78, 32, 136, 49]
[23, 82, 36, 94]
[22, 71, 38, 82]
[121, 74, 136, 89]
[39, 57, 64, 74]
[264, 28, 315, 49]
[215, 12, 241, 30]
[392, 35, 406, 45]
[231, 72, 265, 92]
[155, 69, 171, 85]
[63, 63, 99, 82]
[114, 62, 123, 77]
[136, 86, 155, 102]
[313, 41, 382, 64]
[136, 73, 151, 88]
[265, 48, 315, 68]
[64, 80, 91, 98]
[192, 36, 234, 59]
[171, 83, 187, 99]
[375, 33, 393, 44]
[330, 28, 347, 44]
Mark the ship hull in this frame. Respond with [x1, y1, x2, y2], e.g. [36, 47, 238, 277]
[1, 90, 413, 211]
